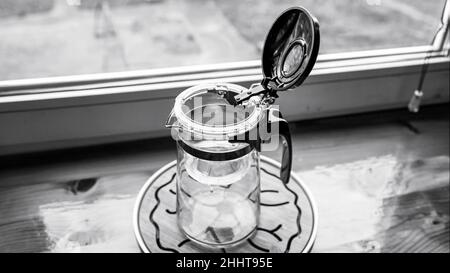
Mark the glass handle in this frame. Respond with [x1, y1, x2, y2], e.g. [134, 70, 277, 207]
[228, 108, 293, 184]
[268, 108, 293, 184]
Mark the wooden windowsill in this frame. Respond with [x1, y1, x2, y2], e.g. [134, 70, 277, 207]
[0, 104, 448, 253]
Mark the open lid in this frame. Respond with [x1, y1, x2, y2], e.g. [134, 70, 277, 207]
[261, 6, 320, 91]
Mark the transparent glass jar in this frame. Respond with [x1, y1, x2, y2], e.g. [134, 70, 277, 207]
[166, 83, 292, 248]
[163, 6, 320, 249]
[176, 147, 260, 247]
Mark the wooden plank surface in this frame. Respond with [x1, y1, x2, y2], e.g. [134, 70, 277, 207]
[0, 105, 448, 253]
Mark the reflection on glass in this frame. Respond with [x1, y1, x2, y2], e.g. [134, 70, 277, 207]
[0, 0, 446, 81]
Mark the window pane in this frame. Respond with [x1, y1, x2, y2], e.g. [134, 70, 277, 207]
[0, 0, 446, 81]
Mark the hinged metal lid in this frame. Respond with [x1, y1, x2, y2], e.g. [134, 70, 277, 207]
[231, 6, 320, 105]
[261, 6, 320, 91]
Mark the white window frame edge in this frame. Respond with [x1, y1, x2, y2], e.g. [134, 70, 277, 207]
[0, 1, 449, 156]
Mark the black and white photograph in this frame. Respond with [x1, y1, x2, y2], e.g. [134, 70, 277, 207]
[0, 0, 448, 258]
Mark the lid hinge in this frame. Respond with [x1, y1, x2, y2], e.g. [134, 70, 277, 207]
[228, 77, 280, 106]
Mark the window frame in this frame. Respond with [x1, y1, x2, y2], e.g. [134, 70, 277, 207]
[0, 1, 449, 156]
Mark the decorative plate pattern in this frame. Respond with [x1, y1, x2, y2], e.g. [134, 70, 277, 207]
[133, 156, 317, 253]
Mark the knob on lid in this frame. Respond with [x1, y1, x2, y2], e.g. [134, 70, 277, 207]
[261, 7, 320, 91]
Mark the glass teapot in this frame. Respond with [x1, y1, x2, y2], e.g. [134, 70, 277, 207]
[166, 7, 319, 248]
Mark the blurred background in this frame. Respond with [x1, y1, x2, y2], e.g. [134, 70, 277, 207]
[0, 0, 446, 81]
